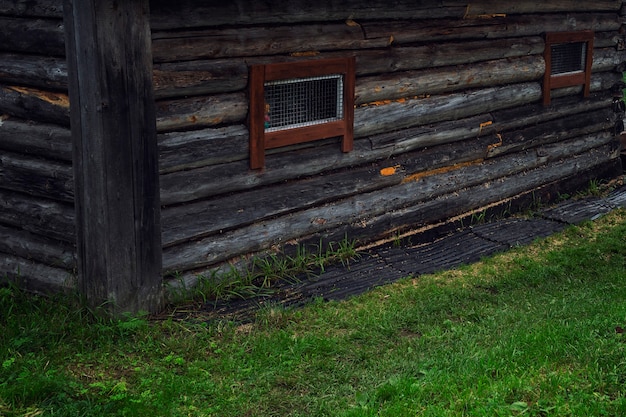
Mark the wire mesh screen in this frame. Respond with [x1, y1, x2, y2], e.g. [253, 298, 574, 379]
[264, 74, 343, 132]
[550, 42, 587, 75]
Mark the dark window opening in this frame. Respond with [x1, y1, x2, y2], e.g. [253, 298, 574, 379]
[248, 57, 355, 170]
[550, 42, 587, 75]
[543, 31, 594, 106]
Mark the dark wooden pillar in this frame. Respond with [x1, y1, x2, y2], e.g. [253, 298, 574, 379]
[63, 0, 163, 314]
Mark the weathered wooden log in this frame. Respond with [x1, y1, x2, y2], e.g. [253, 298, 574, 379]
[158, 91, 614, 205]
[362, 13, 620, 45]
[486, 109, 615, 158]
[155, 92, 247, 132]
[0, 85, 70, 126]
[355, 55, 544, 105]
[151, 22, 389, 63]
[160, 114, 614, 248]
[0, 16, 65, 56]
[355, 72, 619, 138]
[0, 224, 76, 270]
[153, 59, 248, 99]
[154, 67, 617, 137]
[0, 190, 75, 242]
[0, 150, 73, 202]
[316, 147, 621, 251]
[158, 138, 465, 248]
[150, 0, 621, 30]
[0, 0, 63, 18]
[0, 117, 72, 161]
[464, 1, 622, 15]
[158, 125, 248, 173]
[0, 253, 75, 291]
[161, 133, 616, 273]
[0, 53, 67, 91]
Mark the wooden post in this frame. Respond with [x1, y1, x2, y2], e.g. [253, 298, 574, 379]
[63, 0, 163, 314]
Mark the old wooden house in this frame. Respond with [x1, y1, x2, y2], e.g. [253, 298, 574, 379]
[1, 0, 625, 313]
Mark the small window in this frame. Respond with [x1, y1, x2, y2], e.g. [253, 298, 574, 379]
[543, 31, 594, 106]
[248, 57, 355, 169]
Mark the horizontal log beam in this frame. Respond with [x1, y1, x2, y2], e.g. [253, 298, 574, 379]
[0, 253, 75, 292]
[0, 117, 72, 161]
[155, 92, 247, 132]
[0, 224, 76, 270]
[150, 0, 621, 30]
[0, 190, 75, 242]
[0, 53, 67, 91]
[0, 85, 70, 126]
[152, 22, 388, 63]
[158, 91, 615, 205]
[162, 133, 617, 273]
[362, 13, 620, 45]
[0, 150, 73, 202]
[0, 0, 63, 18]
[0, 16, 65, 56]
[160, 113, 614, 248]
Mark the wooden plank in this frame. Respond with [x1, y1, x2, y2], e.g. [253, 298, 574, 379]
[0, 85, 70, 126]
[150, 1, 465, 30]
[356, 55, 543, 105]
[153, 59, 247, 99]
[155, 92, 247, 132]
[0, 189, 75, 242]
[0, 253, 75, 292]
[162, 134, 616, 273]
[160, 112, 614, 248]
[158, 90, 614, 206]
[158, 125, 249, 173]
[0, 53, 67, 91]
[0, 0, 63, 18]
[64, 0, 163, 314]
[0, 117, 71, 161]
[0, 16, 65, 56]
[318, 149, 621, 249]
[0, 224, 76, 270]
[0, 150, 73, 202]
[149, 0, 621, 30]
[355, 72, 618, 139]
[362, 13, 620, 45]
[160, 134, 497, 246]
[151, 22, 387, 63]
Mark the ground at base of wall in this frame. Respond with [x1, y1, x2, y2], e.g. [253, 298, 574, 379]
[167, 175, 626, 323]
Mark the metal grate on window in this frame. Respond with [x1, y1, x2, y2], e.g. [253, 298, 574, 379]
[264, 74, 344, 132]
[550, 42, 587, 75]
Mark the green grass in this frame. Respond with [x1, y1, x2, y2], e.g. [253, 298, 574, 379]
[1, 209, 626, 416]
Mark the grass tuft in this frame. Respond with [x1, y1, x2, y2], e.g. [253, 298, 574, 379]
[1, 209, 625, 416]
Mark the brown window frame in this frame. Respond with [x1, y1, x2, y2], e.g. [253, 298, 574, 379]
[248, 57, 355, 169]
[543, 30, 594, 106]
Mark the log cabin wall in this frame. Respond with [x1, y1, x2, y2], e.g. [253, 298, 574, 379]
[151, 0, 626, 288]
[1, 0, 625, 296]
[0, 1, 76, 291]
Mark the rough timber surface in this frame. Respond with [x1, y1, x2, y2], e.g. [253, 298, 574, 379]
[194, 184, 626, 322]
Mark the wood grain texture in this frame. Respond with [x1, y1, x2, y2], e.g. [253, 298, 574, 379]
[64, 0, 163, 314]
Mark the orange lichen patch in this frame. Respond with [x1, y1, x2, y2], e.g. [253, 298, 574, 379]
[290, 51, 320, 57]
[360, 95, 429, 108]
[402, 159, 483, 183]
[478, 120, 493, 135]
[487, 133, 504, 152]
[463, 4, 506, 19]
[7, 86, 70, 108]
[380, 165, 401, 176]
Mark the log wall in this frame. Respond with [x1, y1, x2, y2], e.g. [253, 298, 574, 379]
[1, 0, 624, 295]
[0, 2, 76, 290]
[150, 0, 626, 288]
